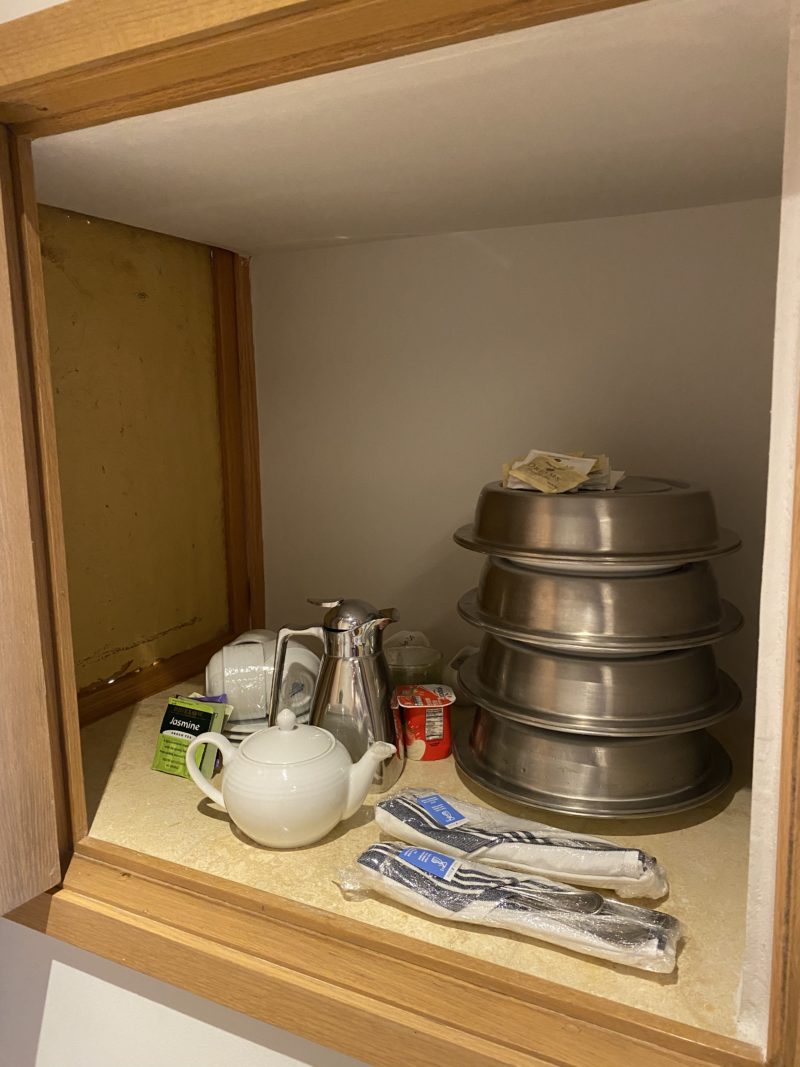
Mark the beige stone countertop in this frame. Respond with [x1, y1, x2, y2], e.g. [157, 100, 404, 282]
[82, 679, 751, 1039]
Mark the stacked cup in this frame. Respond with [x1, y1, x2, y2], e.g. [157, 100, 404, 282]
[452, 476, 742, 817]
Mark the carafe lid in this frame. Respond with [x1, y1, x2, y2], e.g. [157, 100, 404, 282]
[310, 597, 383, 632]
[239, 709, 334, 764]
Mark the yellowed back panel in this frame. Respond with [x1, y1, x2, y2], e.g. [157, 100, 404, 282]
[39, 206, 229, 691]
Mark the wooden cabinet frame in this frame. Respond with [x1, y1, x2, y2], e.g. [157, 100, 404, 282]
[1, 2, 798, 1065]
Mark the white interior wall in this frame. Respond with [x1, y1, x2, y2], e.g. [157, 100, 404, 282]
[253, 198, 779, 764]
[0, 0, 63, 18]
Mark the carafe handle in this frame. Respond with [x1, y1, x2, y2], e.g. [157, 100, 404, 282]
[268, 625, 325, 725]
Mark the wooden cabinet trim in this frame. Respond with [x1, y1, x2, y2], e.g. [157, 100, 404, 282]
[4, 133, 88, 854]
[10, 840, 761, 1067]
[214, 249, 265, 632]
[0, 0, 647, 138]
[77, 635, 236, 727]
[0, 125, 66, 909]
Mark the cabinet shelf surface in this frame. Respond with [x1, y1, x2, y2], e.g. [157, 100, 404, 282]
[81, 677, 752, 1039]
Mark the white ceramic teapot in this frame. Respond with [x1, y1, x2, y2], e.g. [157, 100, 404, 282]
[185, 708, 395, 848]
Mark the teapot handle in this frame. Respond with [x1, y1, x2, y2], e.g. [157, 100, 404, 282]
[268, 625, 325, 726]
[185, 732, 234, 808]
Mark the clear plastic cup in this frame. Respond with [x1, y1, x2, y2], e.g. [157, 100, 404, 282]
[385, 645, 443, 687]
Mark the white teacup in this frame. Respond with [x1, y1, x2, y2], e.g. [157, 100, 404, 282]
[205, 629, 319, 723]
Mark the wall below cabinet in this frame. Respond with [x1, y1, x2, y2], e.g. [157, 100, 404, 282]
[0, 919, 363, 1067]
[253, 197, 780, 756]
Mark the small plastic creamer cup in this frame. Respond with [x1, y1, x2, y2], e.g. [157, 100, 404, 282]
[385, 645, 443, 687]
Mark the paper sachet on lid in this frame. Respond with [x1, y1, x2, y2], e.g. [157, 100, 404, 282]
[502, 449, 625, 493]
[374, 788, 668, 900]
[580, 453, 626, 491]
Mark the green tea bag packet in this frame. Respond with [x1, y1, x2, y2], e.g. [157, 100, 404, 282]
[152, 695, 230, 779]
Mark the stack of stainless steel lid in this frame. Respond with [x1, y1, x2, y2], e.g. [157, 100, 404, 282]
[452, 476, 742, 817]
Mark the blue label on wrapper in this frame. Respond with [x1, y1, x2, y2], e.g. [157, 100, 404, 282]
[398, 847, 459, 881]
[416, 793, 467, 827]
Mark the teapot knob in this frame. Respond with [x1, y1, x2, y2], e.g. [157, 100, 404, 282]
[276, 708, 297, 731]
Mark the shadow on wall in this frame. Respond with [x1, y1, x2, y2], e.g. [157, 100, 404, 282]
[0, 920, 365, 1067]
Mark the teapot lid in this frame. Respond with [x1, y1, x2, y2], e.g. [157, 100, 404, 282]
[239, 709, 334, 764]
[310, 597, 382, 632]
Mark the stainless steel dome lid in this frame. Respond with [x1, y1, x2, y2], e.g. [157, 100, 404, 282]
[454, 476, 740, 573]
[458, 637, 740, 736]
[458, 558, 743, 656]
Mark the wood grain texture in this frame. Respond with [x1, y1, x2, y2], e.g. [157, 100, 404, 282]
[772, 501, 800, 1067]
[0, 125, 61, 913]
[77, 632, 233, 726]
[76, 250, 263, 725]
[0, 0, 326, 88]
[10, 843, 760, 1067]
[234, 256, 266, 628]
[213, 249, 250, 635]
[8, 138, 88, 852]
[15, 888, 555, 1067]
[0, 0, 648, 137]
[41, 207, 230, 692]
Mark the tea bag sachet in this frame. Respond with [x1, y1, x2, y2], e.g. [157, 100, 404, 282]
[502, 449, 625, 493]
[581, 453, 626, 491]
[503, 450, 595, 492]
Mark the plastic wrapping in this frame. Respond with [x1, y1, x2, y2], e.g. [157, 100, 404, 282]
[337, 842, 681, 973]
[375, 789, 668, 900]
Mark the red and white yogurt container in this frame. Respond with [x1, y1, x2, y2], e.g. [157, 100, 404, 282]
[391, 684, 456, 761]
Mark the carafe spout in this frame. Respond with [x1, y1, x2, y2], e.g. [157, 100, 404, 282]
[363, 608, 398, 638]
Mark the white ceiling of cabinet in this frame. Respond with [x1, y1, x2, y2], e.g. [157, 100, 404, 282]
[32, 0, 788, 253]
[0, 0, 63, 19]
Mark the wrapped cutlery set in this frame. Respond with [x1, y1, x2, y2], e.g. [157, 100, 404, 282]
[338, 788, 681, 973]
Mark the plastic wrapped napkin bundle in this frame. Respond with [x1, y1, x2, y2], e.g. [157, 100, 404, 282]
[374, 789, 668, 900]
[337, 842, 681, 973]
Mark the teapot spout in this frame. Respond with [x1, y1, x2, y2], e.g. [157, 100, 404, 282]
[344, 741, 396, 819]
